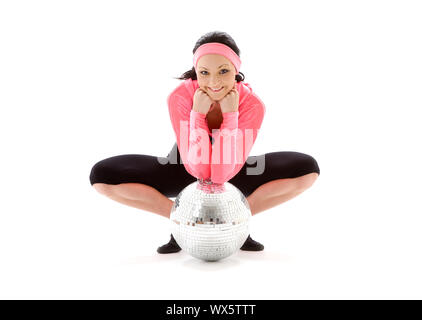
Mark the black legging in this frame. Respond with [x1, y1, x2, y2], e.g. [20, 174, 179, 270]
[89, 141, 320, 198]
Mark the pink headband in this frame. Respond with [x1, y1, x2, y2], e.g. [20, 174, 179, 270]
[193, 42, 241, 74]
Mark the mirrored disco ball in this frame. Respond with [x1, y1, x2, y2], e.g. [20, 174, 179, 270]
[170, 179, 251, 262]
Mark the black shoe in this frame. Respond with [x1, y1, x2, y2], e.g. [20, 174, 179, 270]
[157, 234, 182, 254]
[240, 235, 264, 251]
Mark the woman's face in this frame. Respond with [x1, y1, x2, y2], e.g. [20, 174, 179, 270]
[195, 54, 236, 102]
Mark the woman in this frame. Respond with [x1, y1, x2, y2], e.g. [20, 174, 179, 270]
[89, 31, 320, 254]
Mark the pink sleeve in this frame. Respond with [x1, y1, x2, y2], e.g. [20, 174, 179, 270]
[167, 87, 211, 180]
[210, 95, 266, 184]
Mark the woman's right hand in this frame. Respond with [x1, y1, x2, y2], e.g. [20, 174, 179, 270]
[192, 88, 214, 115]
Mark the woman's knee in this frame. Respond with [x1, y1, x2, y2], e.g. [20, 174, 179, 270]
[288, 152, 320, 190]
[294, 172, 319, 191]
[89, 159, 112, 186]
[89, 154, 151, 186]
[288, 152, 320, 177]
[92, 183, 115, 197]
[266, 151, 320, 178]
[89, 154, 188, 198]
[302, 153, 320, 176]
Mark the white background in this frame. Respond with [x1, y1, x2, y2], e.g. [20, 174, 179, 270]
[1, 0, 421, 299]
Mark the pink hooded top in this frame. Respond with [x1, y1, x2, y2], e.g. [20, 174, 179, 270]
[167, 78, 266, 184]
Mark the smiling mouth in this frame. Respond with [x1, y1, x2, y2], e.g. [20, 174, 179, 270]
[209, 87, 223, 92]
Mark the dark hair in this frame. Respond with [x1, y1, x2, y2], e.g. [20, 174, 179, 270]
[174, 31, 245, 82]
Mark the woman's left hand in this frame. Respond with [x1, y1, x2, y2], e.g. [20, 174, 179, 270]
[219, 84, 239, 113]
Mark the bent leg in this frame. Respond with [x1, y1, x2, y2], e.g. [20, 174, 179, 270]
[247, 172, 319, 215]
[228, 151, 320, 215]
[89, 143, 196, 218]
[93, 182, 174, 218]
